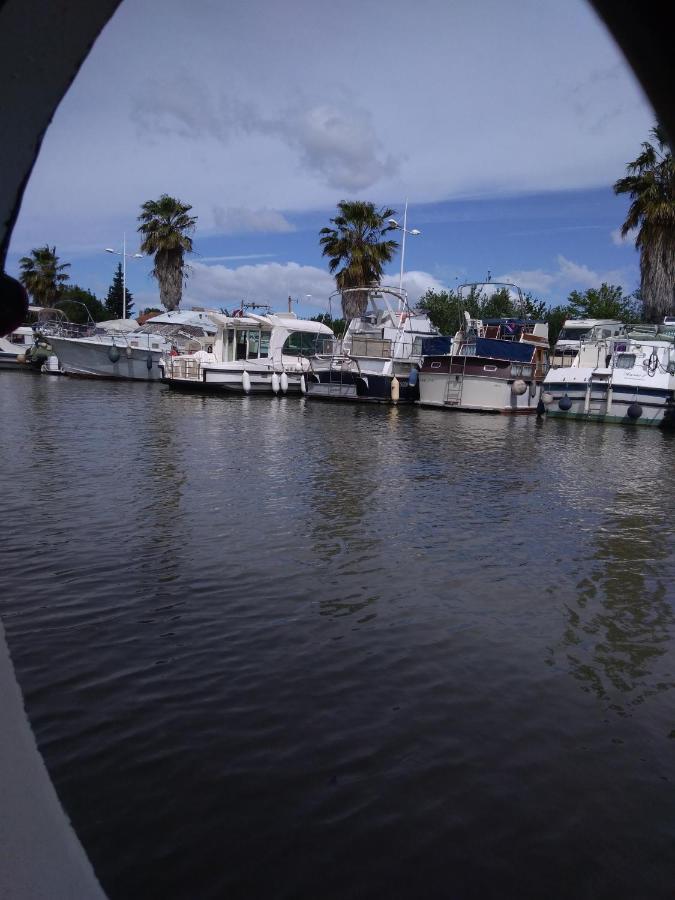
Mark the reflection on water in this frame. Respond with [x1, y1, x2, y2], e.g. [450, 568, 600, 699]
[555, 482, 675, 715]
[2, 377, 675, 900]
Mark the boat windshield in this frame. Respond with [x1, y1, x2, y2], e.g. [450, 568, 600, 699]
[558, 326, 591, 341]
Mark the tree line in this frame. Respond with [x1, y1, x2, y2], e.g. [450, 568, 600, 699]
[417, 282, 643, 343]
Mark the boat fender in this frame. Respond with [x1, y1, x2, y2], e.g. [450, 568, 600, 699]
[558, 394, 572, 411]
[126, 345, 132, 358]
[280, 372, 289, 393]
[391, 375, 400, 403]
[300, 374, 307, 395]
[16, 353, 26, 364]
[627, 402, 643, 420]
[511, 379, 527, 395]
[408, 367, 419, 388]
[146, 354, 153, 371]
[541, 391, 554, 405]
[242, 370, 251, 393]
[108, 345, 120, 363]
[271, 372, 280, 394]
[536, 399, 546, 416]
[529, 381, 537, 398]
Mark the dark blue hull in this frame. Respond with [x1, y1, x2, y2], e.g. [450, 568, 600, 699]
[307, 370, 419, 403]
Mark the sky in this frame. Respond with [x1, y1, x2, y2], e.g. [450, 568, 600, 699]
[6, 0, 654, 317]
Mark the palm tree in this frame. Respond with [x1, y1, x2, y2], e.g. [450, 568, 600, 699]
[18, 245, 70, 306]
[137, 194, 197, 311]
[319, 201, 398, 319]
[614, 125, 675, 322]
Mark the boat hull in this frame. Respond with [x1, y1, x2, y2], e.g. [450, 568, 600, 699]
[48, 337, 163, 381]
[306, 369, 419, 403]
[418, 370, 542, 413]
[161, 363, 304, 394]
[544, 381, 675, 428]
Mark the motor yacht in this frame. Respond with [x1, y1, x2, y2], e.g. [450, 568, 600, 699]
[543, 324, 675, 427]
[159, 311, 334, 394]
[417, 283, 550, 413]
[305, 285, 437, 403]
[40, 309, 216, 380]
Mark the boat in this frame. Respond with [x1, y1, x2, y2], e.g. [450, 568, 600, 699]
[159, 311, 335, 394]
[551, 317, 623, 367]
[39, 309, 216, 381]
[542, 323, 675, 428]
[305, 285, 437, 403]
[417, 282, 550, 413]
[0, 325, 39, 371]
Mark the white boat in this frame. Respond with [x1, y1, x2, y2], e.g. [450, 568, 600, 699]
[551, 317, 623, 367]
[417, 283, 550, 413]
[40, 309, 216, 381]
[159, 311, 335, 394]
[543, 325, 675, 428]
[0, 325, 39, 371]
[305, 286, 437, 403]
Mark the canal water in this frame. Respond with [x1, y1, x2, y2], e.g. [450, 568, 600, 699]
[2, 373, 675, 899]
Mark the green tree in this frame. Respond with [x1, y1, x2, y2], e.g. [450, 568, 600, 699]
[57, 285, 107, 323]
[546, 305, 569, 345]
[566, 283, 634, 320]
[18, 245, 70, 306]
[614, 125, 675, 323]
[105, 262, 134, 319]
[311, 312, 346, 336]
[418, 289, 461, 334]
[319, 201, 398, 320]
[137, 194, 197, 311]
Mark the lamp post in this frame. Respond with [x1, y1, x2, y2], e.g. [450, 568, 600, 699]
[104, 233, 143, 318]
[388, 200, 421, 292]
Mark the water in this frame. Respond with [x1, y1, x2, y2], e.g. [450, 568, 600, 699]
[2, 373, 675, 900]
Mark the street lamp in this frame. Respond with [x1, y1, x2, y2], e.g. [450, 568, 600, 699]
[388, 200, 421, 292]
[104, 232, 143, 318]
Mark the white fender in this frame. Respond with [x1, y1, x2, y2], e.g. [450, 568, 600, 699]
[300, 374, 306, 395]
[280, 372, 289, 394]
[511, 379, 527, 395]
[391, 375, 400, 403]
[271, 372, 280, 394]
[242, 370, 251, 393]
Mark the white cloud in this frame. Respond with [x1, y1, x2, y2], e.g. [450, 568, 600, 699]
[180, 261, 445, 312]
[183, 261, 335, 311]
[498, 254, 634, 297]
[212, 207, 295, 235]
[611, 226, 638, 246]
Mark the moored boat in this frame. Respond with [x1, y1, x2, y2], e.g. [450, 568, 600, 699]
[159, 311, 334, 394]
[542, 326, 675, 428]
[39, 309, 216, 381]
[305, 286, 437, 403]
[417, 282, 550, 413]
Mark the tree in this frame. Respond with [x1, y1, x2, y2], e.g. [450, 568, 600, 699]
[137, 194, 197, 311]
[418, 290, 461, 334]
[18, 245, 70, 306]
[614, 125, 675, 322]
[311, 312, 346, 337]
[104, 262, 134, 319]
[319, 201, 398, 320]
[57, 285, 107, 323]
[566, 283, 635, 320]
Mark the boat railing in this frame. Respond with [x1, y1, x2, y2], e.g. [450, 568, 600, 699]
[164, 356, 202, 381]
[350, 336, 392, 359]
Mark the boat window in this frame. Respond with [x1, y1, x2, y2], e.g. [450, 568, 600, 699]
[247, 331, 260, 360]
[259, 332, 270, 359]
[510, 364, 522, 376]
[412, 337, 423, 356]
[558, 326, 590, 340]
[282, 331, 320, 357]
[459, 343, 476, 357]
[615, 353, 636, 369]
[521, 365, 533, 377]
[430, 361, 441, 369]
[236, 330, 248, 360]
[484, 365, 497, 372]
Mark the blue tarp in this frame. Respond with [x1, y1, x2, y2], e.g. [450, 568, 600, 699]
[421, 335, 535, 362]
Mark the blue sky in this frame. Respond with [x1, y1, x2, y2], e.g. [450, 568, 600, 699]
[6, 0, 650, 318]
